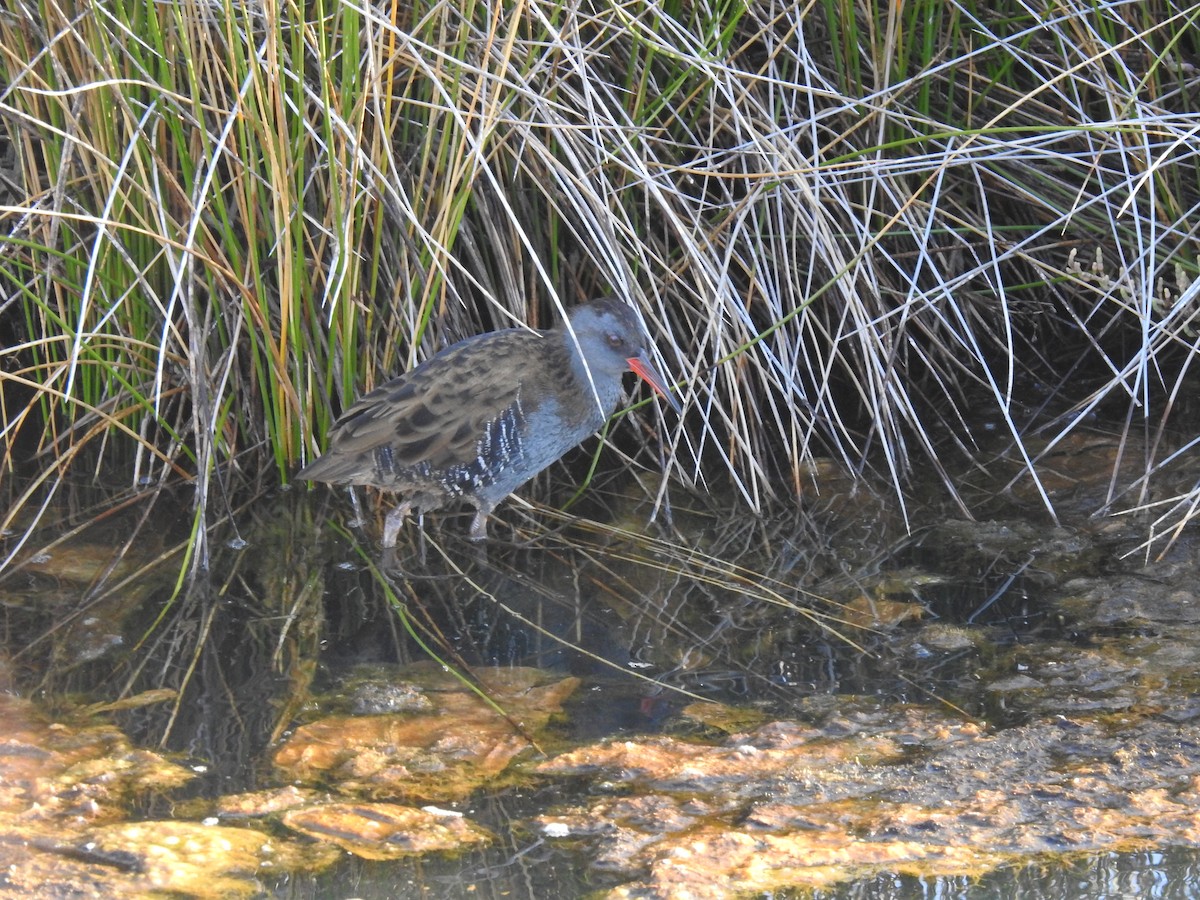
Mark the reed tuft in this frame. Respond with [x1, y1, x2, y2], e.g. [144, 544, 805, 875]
[2, 0, 1199, 568]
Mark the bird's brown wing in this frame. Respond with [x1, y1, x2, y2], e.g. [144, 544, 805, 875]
[298, 329, 545, 486]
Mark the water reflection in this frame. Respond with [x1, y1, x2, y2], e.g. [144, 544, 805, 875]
[815, 848, 1200, 899]
[273, 846, 1200, 899]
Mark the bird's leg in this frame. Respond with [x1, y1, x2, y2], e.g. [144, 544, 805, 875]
[468, 506, 491, 542]
[383, 502, 410, 548]
[415, 511, 427, 565]
[346, 487, 366, 529]
[380, 544, 398, 571]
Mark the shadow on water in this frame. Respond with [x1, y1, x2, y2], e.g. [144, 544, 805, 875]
[5, 447, 1200, 896]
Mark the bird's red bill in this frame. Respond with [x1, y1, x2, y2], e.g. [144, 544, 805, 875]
[628, 354, 682, 413]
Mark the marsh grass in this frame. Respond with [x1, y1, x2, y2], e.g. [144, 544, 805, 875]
[2, 0, 1199, 580]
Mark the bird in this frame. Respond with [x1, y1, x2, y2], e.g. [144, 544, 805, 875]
[297, 297, 680, 547]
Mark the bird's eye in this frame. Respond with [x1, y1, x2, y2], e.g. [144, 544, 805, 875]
[606, 332, 624, 348]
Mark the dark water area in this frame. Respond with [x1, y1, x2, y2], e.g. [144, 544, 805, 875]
[4, 429, 1200, 897]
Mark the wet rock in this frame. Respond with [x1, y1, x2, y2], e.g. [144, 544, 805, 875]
[679, 701, 766, 734]
[914, 623, 980, 652]
[986, 674, 1044, 692]
[209, 785, 327, 818]
[77, 820, 332, 896]
[274, 665, 579, 800]
[1060, 577, 1200, 628]
[531, 709, 1200, 897]
[841, 596, 925, 630]
[281, 802, 491, 859]
[348, 680, 434, 715]
[0, 695, 332, 898]
[0, 695, 194, 824]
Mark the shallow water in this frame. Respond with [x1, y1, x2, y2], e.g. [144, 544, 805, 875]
[3, 434, 1200, 898]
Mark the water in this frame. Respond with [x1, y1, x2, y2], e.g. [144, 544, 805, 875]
[3, 442, 1200, 898]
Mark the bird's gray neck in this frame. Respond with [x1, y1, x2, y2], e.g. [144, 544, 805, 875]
[561, 331, 622, 428]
